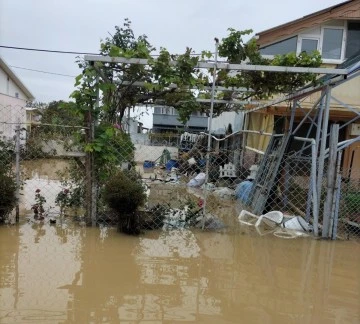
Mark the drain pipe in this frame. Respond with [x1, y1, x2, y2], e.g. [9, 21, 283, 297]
[294, 137, 319, 236]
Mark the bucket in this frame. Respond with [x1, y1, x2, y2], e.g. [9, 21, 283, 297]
[143, 160, 155, 173]
[166, 159, 178, 171]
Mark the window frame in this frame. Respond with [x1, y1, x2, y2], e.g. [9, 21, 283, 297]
[345, 20, 360, 59]
[320, 25, 346, 63]
[297, 37, 320, 55]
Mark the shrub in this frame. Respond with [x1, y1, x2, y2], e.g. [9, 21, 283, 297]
[0, 172, 17, 222]
[103, 170, 147, 234]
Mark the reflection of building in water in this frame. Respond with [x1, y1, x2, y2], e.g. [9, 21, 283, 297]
[129, 230, 222, 322]
[0, 222, 82, 323]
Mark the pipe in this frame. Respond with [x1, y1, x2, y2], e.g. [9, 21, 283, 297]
[200, 129, 273, 142]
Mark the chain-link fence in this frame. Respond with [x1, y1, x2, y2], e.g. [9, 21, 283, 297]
[1, 103, 359, 241]
[337, 167, 360, 239]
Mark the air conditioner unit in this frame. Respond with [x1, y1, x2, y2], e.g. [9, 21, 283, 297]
[349, 124, 360, 136]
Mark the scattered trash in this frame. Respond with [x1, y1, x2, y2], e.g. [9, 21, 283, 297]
[212, 187, 235, 199]
[235, 178, 254, 204]
[201, 182, 216, 191]
[219, 163, 236, 178]
[255, 211, 284, 228]
[281, 216, 311, 232]
[188, 157, 197, 165]
[187, 172, 206, 187]
[238, 209, 311, 239]
[195, 213, 226, 230]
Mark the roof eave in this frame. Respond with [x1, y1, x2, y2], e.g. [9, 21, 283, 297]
[0, 56, 35, 101]
[256, 0, 353, 38]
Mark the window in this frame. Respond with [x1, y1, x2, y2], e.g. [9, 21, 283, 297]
[322, 28, 343, 59]
[346, 22, 360, 58]
[300, 39, 318, 54]
[161, 107, 170, 115]
[260, 36, 298, 55]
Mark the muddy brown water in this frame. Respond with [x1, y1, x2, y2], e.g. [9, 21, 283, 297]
[0, 222, 359, 324]
[1, 159, 359, 323]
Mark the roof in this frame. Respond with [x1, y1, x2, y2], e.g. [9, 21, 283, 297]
[256, 0, 360, 46]
[0, 55, 35, 100]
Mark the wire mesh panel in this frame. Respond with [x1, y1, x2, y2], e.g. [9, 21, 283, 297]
[337, 168, 360, 239]
[1, 103, 358, 241]
[95, 132, 243, 232]
[0, 104, 87, 226]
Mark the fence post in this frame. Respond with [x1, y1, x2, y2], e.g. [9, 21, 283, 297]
[91, 75, 100, 227]
[330, 150, 342, 240]
[15, 119, 21, 223]
[85, 110, 93, 226]
[202, 39, 219, 229]
[322, 124, 339, 238]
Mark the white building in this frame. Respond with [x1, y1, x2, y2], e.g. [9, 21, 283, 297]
[0, 55, 35, 142]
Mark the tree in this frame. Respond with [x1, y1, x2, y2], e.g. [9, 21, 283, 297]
[71, 21, 321, 126]
[68, 20, 322, 174]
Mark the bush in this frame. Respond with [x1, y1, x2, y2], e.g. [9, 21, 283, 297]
[0, 172, 17, 222]
[103, 171, 146, 234]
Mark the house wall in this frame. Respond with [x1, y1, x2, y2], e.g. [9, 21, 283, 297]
[0, 94, 27, 143]
[0, 68, 27, 100]
[211, 111, 244, 135]
[298, 76, 360, 110]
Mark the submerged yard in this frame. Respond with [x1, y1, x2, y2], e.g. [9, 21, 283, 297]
[1, 220, 360, 323]
[1, 157, 360, 323]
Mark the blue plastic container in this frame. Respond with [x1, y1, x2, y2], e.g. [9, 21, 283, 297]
[165, 159, 179, 171]
[143, 160, 155, 172]
[198, 159, 206, 167]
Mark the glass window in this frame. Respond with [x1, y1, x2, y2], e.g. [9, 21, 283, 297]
[301, 39, 318, 53]
[346, 22, 360, 58]
[260, 36, 298, 55]
[322, 28, 343, 59]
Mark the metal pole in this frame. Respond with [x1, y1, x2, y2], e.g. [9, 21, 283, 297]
[317, 87, 331, 209]
[322, 124, 339, 238]
[288, 100, 297, 134]
[292, 94, 325, 135]
[331, 150, 342, 240]
[294, 137, 319, 236]
[15, 119, 21, 223]
[202, 39, 219, 229]
[91, 75, 100, 227]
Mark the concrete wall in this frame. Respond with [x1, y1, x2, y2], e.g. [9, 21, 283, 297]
[130, 133, 150, 145]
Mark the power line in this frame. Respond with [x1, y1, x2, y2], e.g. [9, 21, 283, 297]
[9, 65, 76, 77]
[0, 45, 98, 55]
[0, 44, 210, 57]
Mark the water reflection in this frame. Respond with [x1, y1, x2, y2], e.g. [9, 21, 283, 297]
[0, 222, 359, 323]
[20, 159, 71, 215]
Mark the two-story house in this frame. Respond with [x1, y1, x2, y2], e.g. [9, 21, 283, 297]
[0, 55, 35, 143]
[152, 106, 208, 134]
[247, 0, 360, 175]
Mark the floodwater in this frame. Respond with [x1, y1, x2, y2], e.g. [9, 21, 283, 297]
[1, 159, 359, 323]
[1, 222, 359, 324]
[19, 159, 71, 215]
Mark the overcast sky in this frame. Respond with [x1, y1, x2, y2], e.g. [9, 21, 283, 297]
[0, 0, 343, 104]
